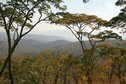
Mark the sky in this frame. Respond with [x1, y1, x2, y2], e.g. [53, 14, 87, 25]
[30, 0, 121, 41]
[0, 0, 122, 41]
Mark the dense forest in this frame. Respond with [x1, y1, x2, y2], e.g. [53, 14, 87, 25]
[1, 44, 126, 84]
[0, 0, 126, 84]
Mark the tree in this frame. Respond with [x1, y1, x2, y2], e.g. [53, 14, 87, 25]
[0, 0, 66, 83]
[31, 51, 55, 84]
[51, 12, 111, 59]
[97, 43, 126, 84]
[109, 0, 126, 32]
[50, 12, 122, 84]
[50, 13, 104, 84]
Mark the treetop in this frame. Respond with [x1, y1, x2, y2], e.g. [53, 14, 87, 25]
[51, 12, 108, 27]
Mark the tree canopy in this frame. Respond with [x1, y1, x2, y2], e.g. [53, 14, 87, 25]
[51, 12, 121, 42]
[0, 0, 66, 83]
[51, 12, 107, 26]
[109, 0, 126, 32]
[1, 0, 126, 84]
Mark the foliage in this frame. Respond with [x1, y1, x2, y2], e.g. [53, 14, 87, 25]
[50, 12, 123, 84]
[51, 12, 121, 43]
[50, 13, 109, 51]
[0, 47, 126, 84]
[0, 0, 66, 83]
[109, 0, 126, 33]
[52, 12, 107, 26]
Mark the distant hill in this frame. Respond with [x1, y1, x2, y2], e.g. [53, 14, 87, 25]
[37, 40, 70, 49]
[47, 40, 126, 56]
[0, 32, 71, 56]
[23, 34, 65, 43]
[1, 32, 126, 56]
[0, 32, 64, 42]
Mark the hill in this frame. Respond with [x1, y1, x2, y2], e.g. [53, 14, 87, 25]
[0, 32, 71, 56]
[1, 32, 126, 56]
[47, 40, 126, 56]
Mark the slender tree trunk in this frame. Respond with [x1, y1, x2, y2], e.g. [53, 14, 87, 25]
[0, 56, 9, 76]
[118, 75, 122, 84]
[54, 74, 59, 84]
[0, 37, 20, 84]
[109, 63, 115, 82]
[79, 41, 87, 63]
[0, 33, 11, 76]
[8, 54, 14, 84]
[79, 40, 85, 56]
[74, 78, 78, 84]
[87, 77, 92, 84]
[0, 53, 14, 84]
[63, 72, 67, 84]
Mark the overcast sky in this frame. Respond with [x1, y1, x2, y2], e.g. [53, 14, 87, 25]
[0, 0, 122, 41]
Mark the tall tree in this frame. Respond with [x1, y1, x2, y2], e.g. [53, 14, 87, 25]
[51, 12, 108, 56]
[51, 13, 100, 84]
[0, 0, 66, 83]
[50, 12, 122, 84]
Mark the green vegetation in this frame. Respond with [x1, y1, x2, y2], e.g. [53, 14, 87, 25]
[0, 0, 126, 84]
[0, 0, 65, 83]
[0, 46, 126, 84]
[51, 12, 122, 84]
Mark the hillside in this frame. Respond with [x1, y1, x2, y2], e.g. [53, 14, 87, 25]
[0, 32, 126, 56]
[48, 40, 126, 56]
[0, 32, 71, 56]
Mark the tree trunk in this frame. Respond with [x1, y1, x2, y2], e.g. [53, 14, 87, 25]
[0, 56, 9, 76]
[87, 77, 92, 84]
[0, 53, 14, 84]
[54, 73, 60, 84]
[63, 73, 67, 84]
[74, 78, 78, 84]
[8, 54, 14, 84]
[0, 37, 20, 84]
[109, 65, 115, 83]
[118, 75, 122, 84]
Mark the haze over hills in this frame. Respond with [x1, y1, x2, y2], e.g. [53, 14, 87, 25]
[0, 32, 65, 42]
[47, 40, 126, 56]
[0, 32, 71, 56]
[0, 32, 126, 56]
